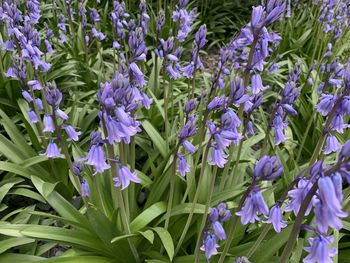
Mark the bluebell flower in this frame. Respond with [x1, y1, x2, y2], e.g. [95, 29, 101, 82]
[208, 147, 228, 168]
[264, 204, 286, 232]
[55, 109, 69, 121]
[318, 176, 347, 218]
[177, 154, 191, 177]
[113, 165, 141, 190]
[212, 221, 226, 240]
[253, 155, 283, 180]
[217, 203, 231, 222]
[304, 235, 336, 263]
[200, 233, 219, 260]
[286, 179, 316, 216]
[35, 99, 43, 111]
[43, 115, 55, 133]
[73, 162, 84, 176]
[182, 140, 196, 154]
[86, 145, 111, 174]
[179, 116, 197, 139]
[42, 142, 63, 158]
[236, 189, 269, 224]
[81, 180, 90, 197]
[324, 135, 340, 155]
[317, 94, 336, 116]
[250, 74, 268, 94]
[28, 110, 39, 123]
[64, 125, 81, 142]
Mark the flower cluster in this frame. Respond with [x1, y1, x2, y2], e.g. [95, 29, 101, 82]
[201, 203, 231, 259]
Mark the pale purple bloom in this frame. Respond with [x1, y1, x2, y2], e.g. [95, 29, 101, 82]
[35, 98, 43, 111]
[314, 199, 343, 234]
[177, 155, 190, 177]
[317, 94, 336, 116]
[81, 180, 90, 197]
[217, 203, 231, 222]
[208, 147, 228, 168]
[212, 221, 226, 240]
[318, 176, 347, 218]
[179, 116, 197, 139]
[182, 140, 196, 153]
[85, 145, 110, 174]
[253, 155, 283, 180]
[200, 234, 219, 260]
[250, 74, 267, 94]
[195, 25, 207, 49]
[28, 110, 39, 123]
[28, 80, 43, 90]
[43, 115, 55, 133]
[73, 162, 84, 176]
[236, 189, 269, 225]
[286, 179, 316, 216]
[304, 235, 336, 263]
[42, 142, 63, 158]
[65, 125, 81, 142]
[265, 204, 287, 232]
[56, 109, 69, 120]
[113, 165, 141, 190]
[185, 99, 198, 114]
[324, 135, 340, 155]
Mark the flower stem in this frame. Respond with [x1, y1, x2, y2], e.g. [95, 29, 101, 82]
[174, 143, 211, 255]
[194, 165, 218, 263]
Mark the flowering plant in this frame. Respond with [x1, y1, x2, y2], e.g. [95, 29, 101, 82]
[0, 0, 349, 262]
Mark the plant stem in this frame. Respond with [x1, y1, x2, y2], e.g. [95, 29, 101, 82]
[194, 166, 218, 263]
[174, 143, 211, 255]
[164, 144, 180, 230]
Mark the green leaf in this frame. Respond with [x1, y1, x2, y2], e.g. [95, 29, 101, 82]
[0, 237, 35, 254]
[39, 256, 114, 263]
[153, 227, 174, 261]
[0, 253, 43, 262]
[142, 120, 167, 158]
[130, 202, 166, 232]
[139, 230, 155, 244]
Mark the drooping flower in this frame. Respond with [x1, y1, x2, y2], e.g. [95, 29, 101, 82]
[43, 115, 55, 133]
[64, 125, 81, 142]
[42, 141, 63, 158]
[113, 165, 141, 190]
[208, 147, 228, 168]
[253, 155, 283, 180]
[303, 235, 337, 263]
[264, 204, 287, 233]
[236, 189, 269, 225]
[324, 134, 340, 155]
[286, 179, 316, 216]
[177, 154, 191, 177]
[81, 180, 90, 197]
[200, 233, 219, 260]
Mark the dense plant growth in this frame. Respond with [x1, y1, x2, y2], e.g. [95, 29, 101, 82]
[0, 0, 350, 262]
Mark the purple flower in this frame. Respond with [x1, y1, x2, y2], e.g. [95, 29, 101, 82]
[22, 90, 33, 102]
[65, 125, 81, 142]
[317, 94, 336, 116]
[90, 8, 100, 24]
[42, 142, 63, 158]
[182, 140, 196, 153]
[81, 180, 90, 197]
[85, 145, 110, 174]
[264, 204, 287, 233]
[250, 74, 267, 94]
[177, 155, 191, 177]
[73, 162, 84, 176]
[286, 179, 316, 216]
[304, 235, 336, 263]
[251, 6, 263, 30]
[28, 110, 39, 123]
[200, 234, 219, 260]
[339, 139, 350, 160]
[221, 109, 241, 129]
[113, 165, 141, 190]
[185, 99, 198, 114]
[314, 199, 343, 234]
[46, 87, 62, 108]
[35, 99, 43, 111]
[217, 203, 231, 222]
[195, 25, 207, 49]
[253, 155, 283, 180]
[318, 176, 347, 218]
[55, 109, 69, 120]
[212, 221, 226, 240]
[236, 189, 269, 225]
[179, 116, 197, 139]
[130, 62, 146, 87]
[28, 80, 43, 90]
[324, 135, 340, 155]
[43, 115, 55, 133]
[208, 147, 228, 168]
